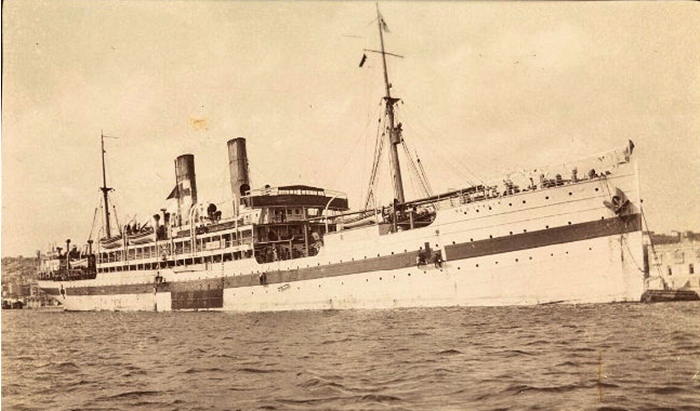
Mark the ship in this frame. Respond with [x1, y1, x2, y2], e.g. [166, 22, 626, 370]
[37, 9, 646, 312]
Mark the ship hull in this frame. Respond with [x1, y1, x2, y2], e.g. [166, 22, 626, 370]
[39, 229, 644, 312]
[39, 162, 646, 312]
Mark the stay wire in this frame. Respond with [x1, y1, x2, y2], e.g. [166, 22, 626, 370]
[400, 102, 487, 185]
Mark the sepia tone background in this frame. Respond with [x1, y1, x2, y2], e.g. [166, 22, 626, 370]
[2, 1, 699, 257]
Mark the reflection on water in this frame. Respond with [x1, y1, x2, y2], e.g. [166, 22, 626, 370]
[3, 302, 700, 410]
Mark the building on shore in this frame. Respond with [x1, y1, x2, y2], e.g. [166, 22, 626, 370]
[644, 231, 700, 291]
[2, 279, 60, 309]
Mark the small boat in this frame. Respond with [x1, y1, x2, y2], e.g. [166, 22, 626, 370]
[128, 227, 156, 245]
[99, 235, 123, 250]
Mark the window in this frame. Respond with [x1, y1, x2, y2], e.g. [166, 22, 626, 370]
[690, 264, 695, 275]
[674, 250, 685, 264]
[668, 267, 673, 276]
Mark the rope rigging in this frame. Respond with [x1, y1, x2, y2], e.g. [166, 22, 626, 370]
[363, 106, 387, 210]
[393, 106, 432, 198]
[408, 108, 484, 185]
[641, 205, 665, 283]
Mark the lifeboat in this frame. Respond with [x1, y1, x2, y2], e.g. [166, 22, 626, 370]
[128, 227, 156, 245]
[99, 235, 123, 249]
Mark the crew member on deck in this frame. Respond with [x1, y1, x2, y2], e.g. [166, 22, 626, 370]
[433, 250, 443, 268]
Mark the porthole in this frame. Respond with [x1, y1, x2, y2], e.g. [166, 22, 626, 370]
[589, 247, 592, 251]
[489, 235, 493, 239]
[568, 222, 572, 225]
[366, 279, 369, 282]
[550, 253, 554, 257]
[379, 277, 382, 280]
[476, 264, 479, 268]
[457, 267, 461, 270]
[470, 238, 474, 242]
[509, 203, 512, 206]
[546, 225, 549, 229]
[523, 229, 527, 233]
[495, 261, 499, 265]
[509, 231, 513, 235]
[522, 200, 526, 204]
[545, 196, 549, 200]
[452, 241, 456, 245]
[569, 192, 573, 196]
[477, 209, 480, 213]
[529, 256, 533, 260]
[515, 258, 519, 262]
[488, 206, 492, 210]
[408, 273, 411, 276]
[595, 188, 599, 192]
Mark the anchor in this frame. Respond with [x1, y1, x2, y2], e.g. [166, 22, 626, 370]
[603, 188, 631, 216]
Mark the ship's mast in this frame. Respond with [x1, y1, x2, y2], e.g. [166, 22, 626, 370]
[376, 5, 405, 204]
[100, 131, 113, 238]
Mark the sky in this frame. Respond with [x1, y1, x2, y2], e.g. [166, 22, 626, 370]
[2, 1, 699, 257]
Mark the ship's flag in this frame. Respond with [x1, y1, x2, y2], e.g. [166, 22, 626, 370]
[166, 186, 178, 200]
[179, 180, 191, 197]
[625, 140, 635, 157]
[378, 14, 390, 33]
[359, 53, 367, 67]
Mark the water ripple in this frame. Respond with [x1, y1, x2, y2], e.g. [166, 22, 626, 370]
[2, 302, 700, 410]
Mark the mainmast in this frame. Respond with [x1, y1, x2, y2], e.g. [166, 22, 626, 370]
[100, 131, 113, 238]
[376, 5, 406, 204]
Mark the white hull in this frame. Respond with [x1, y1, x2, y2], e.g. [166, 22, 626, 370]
[223, 232, 644, 312]
[40, 161, 646, 312]
[43, 231, 644, 312]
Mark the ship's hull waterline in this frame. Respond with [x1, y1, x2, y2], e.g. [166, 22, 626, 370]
[39, 164, 647, 312]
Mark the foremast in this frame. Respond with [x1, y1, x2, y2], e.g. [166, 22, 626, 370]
[100, 131, 114, 238]
[376, 5, 405, 204]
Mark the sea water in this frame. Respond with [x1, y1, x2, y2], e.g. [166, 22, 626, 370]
[2, 302, 699, 411]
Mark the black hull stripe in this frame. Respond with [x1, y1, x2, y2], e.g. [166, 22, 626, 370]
[444, 214, 641, 260]
[171, 289, 223, 309]
[42, 214, 641, 298]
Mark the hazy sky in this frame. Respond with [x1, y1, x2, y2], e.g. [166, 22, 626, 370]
[2, 1, 699, 257]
